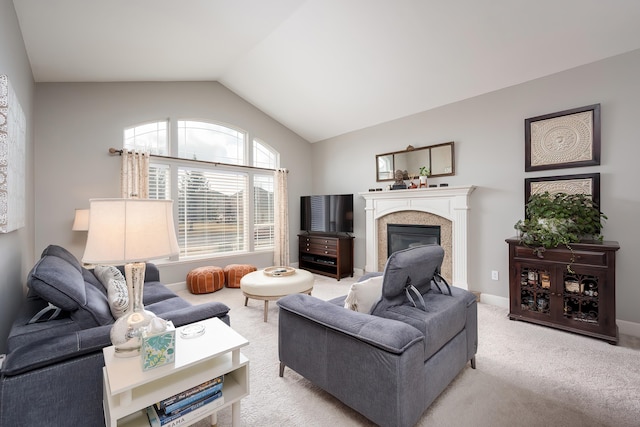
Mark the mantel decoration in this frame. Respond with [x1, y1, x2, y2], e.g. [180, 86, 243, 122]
[0, 74, 26, 233]
[419, 166, 430, 187]
[514, 191, 607, 271]
[83, 198, 179, 357]
[525, 104, 600, 172]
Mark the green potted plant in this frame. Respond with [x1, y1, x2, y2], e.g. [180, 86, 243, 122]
[418, 166, 430, 186]
[514, 192, 607, 271]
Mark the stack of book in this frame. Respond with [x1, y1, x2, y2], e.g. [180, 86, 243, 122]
[146, 376, 224, 427]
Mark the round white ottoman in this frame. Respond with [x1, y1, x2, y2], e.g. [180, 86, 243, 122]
[240, 268, 314, 322]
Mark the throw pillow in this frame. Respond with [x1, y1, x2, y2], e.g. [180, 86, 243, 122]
[344, 275, 383, 314]
[94, 265, 129, 319]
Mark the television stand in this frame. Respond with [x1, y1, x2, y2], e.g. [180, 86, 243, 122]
[298, 234, 354, 280]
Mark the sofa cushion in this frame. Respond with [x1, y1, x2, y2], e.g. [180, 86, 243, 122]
[367, 244, 470, 361]
[379, 286, 472, 361]
[344, 275, 383, 313]
[40, 245, 83, 273]
[94, 265, 129, 319]
[28, 255, 87, 312]
[27, 247, 113, 328]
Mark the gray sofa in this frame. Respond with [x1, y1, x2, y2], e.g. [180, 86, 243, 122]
[0, 245, 230, 427]
[277, 245, 477, 427]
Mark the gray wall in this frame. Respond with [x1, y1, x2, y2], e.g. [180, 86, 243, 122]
[34, 81, 312, 285]
[0, 0, 35, 353]
[311, 49, 640, 327]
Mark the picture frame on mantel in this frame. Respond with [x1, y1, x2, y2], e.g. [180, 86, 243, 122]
[525, 172, 601, 210]
[525, 104, 600, 172]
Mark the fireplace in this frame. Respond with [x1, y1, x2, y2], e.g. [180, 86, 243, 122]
[387, 224, 440, 256]
[360, 186, 475, 290]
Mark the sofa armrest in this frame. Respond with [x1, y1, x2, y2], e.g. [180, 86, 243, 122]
[160, 302, 230, 327]
[277, 293, 423, 354]
[2, 302, 230, 376]
[1, 325, 112, 376]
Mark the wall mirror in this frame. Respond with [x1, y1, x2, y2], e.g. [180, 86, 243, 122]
[376, 141, 455, 182]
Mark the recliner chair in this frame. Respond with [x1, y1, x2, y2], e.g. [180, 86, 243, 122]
[277, 245, 477, 427]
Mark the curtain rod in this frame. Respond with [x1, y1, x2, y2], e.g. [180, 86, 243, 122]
[108, 148, 287, 173]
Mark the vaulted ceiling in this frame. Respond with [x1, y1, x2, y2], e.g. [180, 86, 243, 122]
[13, 0, 640, 142]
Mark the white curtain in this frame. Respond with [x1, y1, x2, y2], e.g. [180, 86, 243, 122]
[121, 150, 149, 199]
[273, 168, 289, 266]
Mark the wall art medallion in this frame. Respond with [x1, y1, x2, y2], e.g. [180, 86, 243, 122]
[525, 173, 600, 210]
[0, 74, 26, 233]
[525, 104, 600, 172]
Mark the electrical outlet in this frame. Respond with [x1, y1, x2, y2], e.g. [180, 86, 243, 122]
[491, 270, 499, 281]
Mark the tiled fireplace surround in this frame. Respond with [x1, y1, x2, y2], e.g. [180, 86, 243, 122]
[360, 186, 475, 290]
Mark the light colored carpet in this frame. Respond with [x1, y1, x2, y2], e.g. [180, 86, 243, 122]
[177, 274, 640, 427]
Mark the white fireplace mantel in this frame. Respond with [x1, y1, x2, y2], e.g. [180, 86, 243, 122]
[360, 186, 476, 290]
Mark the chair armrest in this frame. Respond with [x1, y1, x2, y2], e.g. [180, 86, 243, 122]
[1, 325, 112, 376]
[277, 294, 423, 354]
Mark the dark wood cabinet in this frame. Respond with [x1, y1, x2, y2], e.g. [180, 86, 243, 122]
[298, 234, 354, 280]
[506, 237, 620, 344]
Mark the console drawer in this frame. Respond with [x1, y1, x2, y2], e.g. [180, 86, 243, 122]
[300, 243, 338, 256]
[300, 237, 337, 246]
[513, 245, 608, 267]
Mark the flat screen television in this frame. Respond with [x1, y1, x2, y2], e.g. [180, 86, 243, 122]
[300, 194, 353, 233]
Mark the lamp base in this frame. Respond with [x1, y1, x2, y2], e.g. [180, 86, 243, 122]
[111, 309, 157, 357]
[110, 262, 156, 358]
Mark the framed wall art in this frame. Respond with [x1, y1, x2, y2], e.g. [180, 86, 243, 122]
[525, 104, 600, 172]
[525, 173, 601, 209]
[0, 74, 26, 233]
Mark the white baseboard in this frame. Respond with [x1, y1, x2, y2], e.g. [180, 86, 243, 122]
[479, 292, 640, 338]
[479, 293, 509, 308]
[166, 282, 187, 292]
[617, 319, 640, 338]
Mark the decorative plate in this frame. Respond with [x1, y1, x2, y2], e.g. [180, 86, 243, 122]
[263, 266, 296, 277]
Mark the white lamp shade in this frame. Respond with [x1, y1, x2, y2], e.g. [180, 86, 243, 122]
[82, 199, 179, 264]
[72, 208, 90, 231]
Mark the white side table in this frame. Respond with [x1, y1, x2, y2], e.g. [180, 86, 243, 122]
[103, 317, 249, 427]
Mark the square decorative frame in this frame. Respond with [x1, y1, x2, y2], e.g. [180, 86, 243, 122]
[525, 173, 601, 210]
[0, 74, 26, 233]
[525, 104, 600, 172]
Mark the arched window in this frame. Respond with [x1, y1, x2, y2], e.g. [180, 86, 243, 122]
[124, 120, 279, 258]
[253, 139, 277, 249]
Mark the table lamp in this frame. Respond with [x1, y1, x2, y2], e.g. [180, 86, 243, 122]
[82, 198, 179, 357]
[71, 208, 89, 231]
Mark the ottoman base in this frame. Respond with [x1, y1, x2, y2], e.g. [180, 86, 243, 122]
[243, 289, 313, 322]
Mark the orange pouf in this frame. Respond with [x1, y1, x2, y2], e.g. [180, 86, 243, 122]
[186, 266, 225, 294]
[224, 264, 257, 288]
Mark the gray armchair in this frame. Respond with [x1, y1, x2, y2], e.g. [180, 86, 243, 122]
[277, 245, 477, 427]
